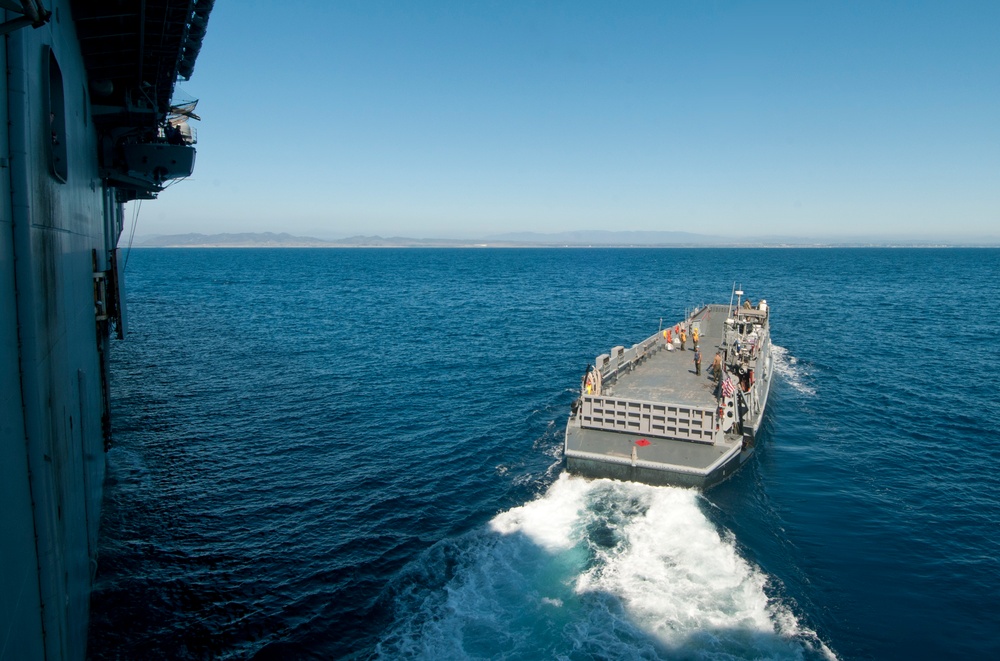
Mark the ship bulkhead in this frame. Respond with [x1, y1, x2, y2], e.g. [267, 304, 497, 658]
[1, 2, 211, 658]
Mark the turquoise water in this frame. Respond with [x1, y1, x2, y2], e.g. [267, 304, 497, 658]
[87, 248, 1000, 659]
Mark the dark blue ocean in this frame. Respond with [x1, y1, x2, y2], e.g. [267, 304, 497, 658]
[87, 248, 1000, 660]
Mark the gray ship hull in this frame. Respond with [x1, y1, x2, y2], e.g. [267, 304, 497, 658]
[565, 428, 755, 489]
[2, 2, 211, 658]
[564, 299, 773, 489]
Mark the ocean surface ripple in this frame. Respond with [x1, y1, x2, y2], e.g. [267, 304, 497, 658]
[87, 248, 1000, 660]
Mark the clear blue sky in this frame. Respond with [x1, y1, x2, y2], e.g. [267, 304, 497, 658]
[138, 0, 999, 240]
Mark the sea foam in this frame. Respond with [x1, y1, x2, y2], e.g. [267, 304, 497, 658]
[772, 344, 816, 396]
[377, 474, 835, 660]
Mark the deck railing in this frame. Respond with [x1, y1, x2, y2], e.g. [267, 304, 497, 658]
[579, 395, 717, 444]
[597, 331, 667, 388]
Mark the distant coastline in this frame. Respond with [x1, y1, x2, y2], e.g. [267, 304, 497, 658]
[127, 231, 1000, 249]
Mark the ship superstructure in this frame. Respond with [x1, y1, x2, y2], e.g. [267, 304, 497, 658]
[1, 1, 212, 658]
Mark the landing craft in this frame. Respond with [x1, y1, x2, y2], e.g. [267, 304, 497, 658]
[564, 288, 773, 488]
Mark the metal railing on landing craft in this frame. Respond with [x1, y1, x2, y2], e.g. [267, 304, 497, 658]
[579, 395, 717, 444]
[595, 330, 667, 389]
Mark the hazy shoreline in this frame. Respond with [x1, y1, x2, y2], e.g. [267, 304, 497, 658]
[127, 232, 1000, 249]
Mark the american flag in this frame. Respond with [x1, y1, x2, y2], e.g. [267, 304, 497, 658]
[721, 377, 735, 399]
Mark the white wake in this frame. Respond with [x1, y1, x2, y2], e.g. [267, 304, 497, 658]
[376, 474, 836, 660]
[772, 345, 816, 396]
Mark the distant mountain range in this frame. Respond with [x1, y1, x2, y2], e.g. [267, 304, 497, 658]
[133, 230, 725, 248]
[134, 231, 727, 248]
[131, 231, 999, 248]
[135, 232, 337, 247]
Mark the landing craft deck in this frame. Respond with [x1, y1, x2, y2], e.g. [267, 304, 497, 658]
[565, 292, 773, 488]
